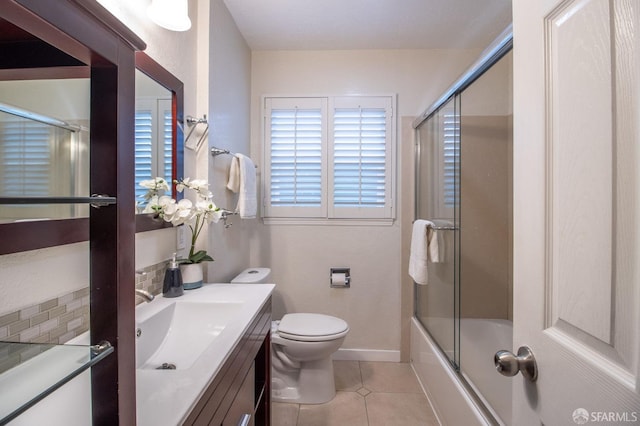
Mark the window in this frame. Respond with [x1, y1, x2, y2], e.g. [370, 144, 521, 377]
[264, 95, 395, 222]
[441, 103, 460, 209]
[1, 118, 53, 197]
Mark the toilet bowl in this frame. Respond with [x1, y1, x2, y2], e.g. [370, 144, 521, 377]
[231, 268, 350, 404]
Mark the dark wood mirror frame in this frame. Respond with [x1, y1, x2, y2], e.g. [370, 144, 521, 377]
[0, 51, 184, 254]
[134, 51, 184, 233]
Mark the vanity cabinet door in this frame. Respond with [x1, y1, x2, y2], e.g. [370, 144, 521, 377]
[222, 363, 255, 426]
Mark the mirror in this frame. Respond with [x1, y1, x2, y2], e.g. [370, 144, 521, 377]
[0, 22, 183, 252]
[0, 53, 183, 226]
[0, 80, 91, 222]
[135, 69, 172, 212]
[0, 15, 91, 223]
[134, 52, 184, 232]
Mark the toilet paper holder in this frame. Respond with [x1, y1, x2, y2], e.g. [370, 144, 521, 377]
[330, 268, 351, 288]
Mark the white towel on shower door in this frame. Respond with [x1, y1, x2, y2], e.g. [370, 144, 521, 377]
[409, 219, 440, 285]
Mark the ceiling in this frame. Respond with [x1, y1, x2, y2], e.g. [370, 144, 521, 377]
[223, 0, 512, 51]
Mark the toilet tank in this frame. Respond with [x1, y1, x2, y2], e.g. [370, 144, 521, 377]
[231, 268, 271, 283]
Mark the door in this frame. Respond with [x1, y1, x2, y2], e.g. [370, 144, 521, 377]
[512, 0, 640, 425]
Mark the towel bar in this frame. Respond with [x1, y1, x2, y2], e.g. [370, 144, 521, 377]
[219, 208, 237, 228]
[412, 219, 458, 231]
[211, 147, 238, 158]
[184, 115, 208, 152]
[430, 224, 457, 231]
[211, 147, 258, 168]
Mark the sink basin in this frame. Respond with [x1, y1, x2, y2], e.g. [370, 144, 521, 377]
[135, 283, 275, 426]
[136, 301, 244, 370]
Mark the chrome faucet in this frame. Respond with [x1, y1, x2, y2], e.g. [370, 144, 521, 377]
[135, 289, 155, 302]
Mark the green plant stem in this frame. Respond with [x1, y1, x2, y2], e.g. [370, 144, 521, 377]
[188, 214, 203, 260]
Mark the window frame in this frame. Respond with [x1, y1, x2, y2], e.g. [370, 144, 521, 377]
[262, 94, 396, 224]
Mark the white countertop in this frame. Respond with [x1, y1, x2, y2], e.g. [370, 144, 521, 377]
[135, 283, 275, 426]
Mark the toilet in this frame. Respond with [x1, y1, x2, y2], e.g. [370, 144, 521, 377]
[231, 268, 350, 404]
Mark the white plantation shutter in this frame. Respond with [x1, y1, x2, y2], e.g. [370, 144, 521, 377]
[330, 96, 393, 218]
[442, 107, 460, 209]
[135, 98, 172, 202]
[161, 107, 172, 181]
[134, 107, 153, 200]
[1, 118, 54, 197]
[263, 95, 395, 221]
[265, 97, 327, 217]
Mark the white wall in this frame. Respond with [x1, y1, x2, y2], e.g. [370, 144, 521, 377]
[0, 79, 89, 120]
[250, 49, 478, 357]
[206, 0, 253, 282]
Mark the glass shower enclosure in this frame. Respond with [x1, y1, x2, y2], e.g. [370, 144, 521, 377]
[414, 31, 513, 424]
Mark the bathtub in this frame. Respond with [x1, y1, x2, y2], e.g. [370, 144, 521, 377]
[411, 317, 513, 426]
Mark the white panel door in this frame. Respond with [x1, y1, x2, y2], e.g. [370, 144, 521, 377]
[512, 0, 640, 424]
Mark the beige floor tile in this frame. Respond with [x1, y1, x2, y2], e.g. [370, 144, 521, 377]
[272, 402, 299, 426]
[365, 392, 438, 426]
[360, 362, 423, 393]
[297, 391, 368, 426]
[334, 360, 362, 391]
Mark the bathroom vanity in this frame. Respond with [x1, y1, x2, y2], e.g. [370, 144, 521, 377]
[135, 283, 273, 426]
[183, 296, 271, 425]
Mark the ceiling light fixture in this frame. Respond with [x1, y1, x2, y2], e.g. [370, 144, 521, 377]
[147, 0, 191, 32]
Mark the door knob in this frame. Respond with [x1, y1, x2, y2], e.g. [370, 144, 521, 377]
[494, 346, 538, 382]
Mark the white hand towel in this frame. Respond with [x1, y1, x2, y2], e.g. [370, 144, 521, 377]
[235, 153, 257, 219]
[428, 226, 441, 264]
[227, 157, 240, 193]
[429, 219, 453, 263]
[409, 220, 443, 285]
[409, 220, 431, 285]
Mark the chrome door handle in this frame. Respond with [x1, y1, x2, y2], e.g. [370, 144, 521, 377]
[237, 413, 251, 426]
[494, 346, 538, 382]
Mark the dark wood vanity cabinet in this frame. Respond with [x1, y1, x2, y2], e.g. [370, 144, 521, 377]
[184, 298, 272, 426]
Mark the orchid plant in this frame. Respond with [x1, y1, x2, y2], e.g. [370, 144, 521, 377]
[138, 177, 170, 213]
[141, 177, 222, 264]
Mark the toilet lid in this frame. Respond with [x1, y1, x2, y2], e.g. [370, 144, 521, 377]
[277, 313, 349, 341]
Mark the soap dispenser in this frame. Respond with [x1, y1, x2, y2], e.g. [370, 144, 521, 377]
[163, 253, 184, 298]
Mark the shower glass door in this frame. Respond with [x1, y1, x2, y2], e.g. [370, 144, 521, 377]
[415, 95, 460, 368]
[414, 48, 513, 425]
[458, 50, 513, 424]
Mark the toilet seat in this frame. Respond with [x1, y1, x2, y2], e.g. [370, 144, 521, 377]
[276, 313, 349, 342]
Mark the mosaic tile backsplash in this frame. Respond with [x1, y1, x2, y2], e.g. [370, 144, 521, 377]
[0, 287, 89, 344]
[0, 260, 168, 345]
[135, 261, 167, 304]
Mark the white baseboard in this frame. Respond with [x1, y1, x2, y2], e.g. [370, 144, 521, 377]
[332, 348, 401, 362]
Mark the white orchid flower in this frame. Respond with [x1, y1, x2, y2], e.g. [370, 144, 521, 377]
[146, 177, 222, 263]
[157, 195, 174, 207]
[196, 199, 222, 223]
[175, 179, 187, 193]
[142, 195, 159, 213]
[139, 177, 170, 200]
[167, 199, 197, 226]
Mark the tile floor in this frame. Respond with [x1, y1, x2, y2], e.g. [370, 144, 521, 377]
[271, 361, 439, 426]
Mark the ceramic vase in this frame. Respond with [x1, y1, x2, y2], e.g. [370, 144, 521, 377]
[180, 263, 203, 290]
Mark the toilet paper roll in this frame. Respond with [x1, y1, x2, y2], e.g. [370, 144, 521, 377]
[331, 272, 348, 287]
